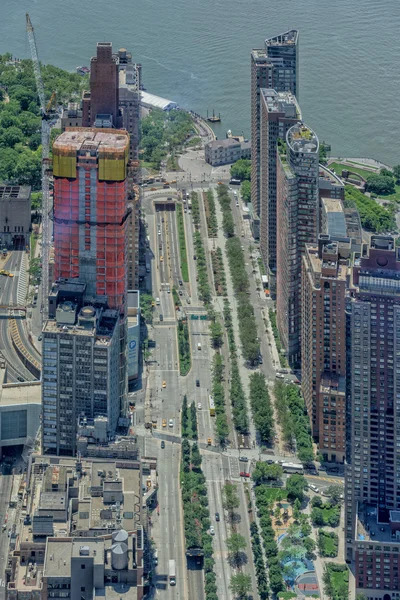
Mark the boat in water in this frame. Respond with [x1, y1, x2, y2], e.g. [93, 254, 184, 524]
[207, 109, 221, 123]
[76, 66, 90, 76]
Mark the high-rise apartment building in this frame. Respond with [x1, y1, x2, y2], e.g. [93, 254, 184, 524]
[250, 30, 299, 222]
[301, 236, 348, 462]
[265, 30, 299, 97]
[276, 123, 319, 366]
[259, 89, 301, 277]
[42, 282, 121, 455]
[251, 50, 274, 224]
[345, 236, 400, 598]
[43, 128, 130, 456]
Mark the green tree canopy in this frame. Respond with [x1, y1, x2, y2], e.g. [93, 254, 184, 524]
[230, 158, 251, 181]
[241, 179, 251, 203]
[366, 173, 395, 195]
[230, 573, 252, 599]
[252, 461, 283, 486]
[286, 474, 308, 503]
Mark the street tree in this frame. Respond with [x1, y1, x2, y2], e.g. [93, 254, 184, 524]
[222, 483, 240, 514]
[326, 485, 343, 505]
[286, 474, 308, 503]
[226, 533, 247, 567]
[252, 462, 283, 486]
[191, 443, 202, 469]
[209, 320, 223, 348]
[230, 573, 252, 599]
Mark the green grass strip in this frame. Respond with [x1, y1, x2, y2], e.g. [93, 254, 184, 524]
[176, 203, 189, 282]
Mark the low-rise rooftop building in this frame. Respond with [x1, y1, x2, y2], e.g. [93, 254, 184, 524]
[7, 451, 155, 599]
[204, 137, 251, 166]
[0, 185, 31, 249]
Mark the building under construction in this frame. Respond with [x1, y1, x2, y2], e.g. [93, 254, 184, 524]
[52, 128, 130, 313]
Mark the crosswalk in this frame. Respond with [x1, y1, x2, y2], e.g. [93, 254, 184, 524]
[17, 253, 28, 308]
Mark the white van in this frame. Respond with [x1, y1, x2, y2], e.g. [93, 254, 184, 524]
[156, 297, 160, 305]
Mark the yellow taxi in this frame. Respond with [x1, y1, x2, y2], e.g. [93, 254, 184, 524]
[160, 256, 164, 262]
[162, 419, 167, 428]
[162, 381, 166, 389]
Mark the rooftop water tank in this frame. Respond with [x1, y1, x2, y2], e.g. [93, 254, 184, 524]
[112, 529, 128, 544]
[111, 541, 128, 570]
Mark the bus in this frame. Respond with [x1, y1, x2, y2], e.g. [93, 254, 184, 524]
[169, 559, 176, 586]
[209, 395, 215, 417]
[282, 462, 304, 474]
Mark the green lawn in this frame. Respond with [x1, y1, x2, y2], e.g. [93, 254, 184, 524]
[329, 161, 372, 180]
[318, 530, 338, 557]
[176, 204, 189, 282]
[323, 564, 349, 600]
[259, 487, 287, 501]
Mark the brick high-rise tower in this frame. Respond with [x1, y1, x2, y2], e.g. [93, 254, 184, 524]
[301, 236, 348, 462]
[82, 42, 120, 128]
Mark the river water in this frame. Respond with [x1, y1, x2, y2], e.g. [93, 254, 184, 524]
[1, 0, 400, 164]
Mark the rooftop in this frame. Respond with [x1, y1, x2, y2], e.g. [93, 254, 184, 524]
[0, 185, 31, 200]
[54, 128, 129, 152]
[287, 123, 319, 154]
[261, 88, 301, 119]
[322, 198, 347, 238]
[319, 164, 345, 187]
[140, 90, 178, 111]
[0, 371, 41, 407]
[251, 48, 268, 61]
[265, 29, 299, 47]
[305, 243, 348, 284]
[319, 372, 346, 396]
[356, 503, 400, 544]
[206, 138, 241, 150]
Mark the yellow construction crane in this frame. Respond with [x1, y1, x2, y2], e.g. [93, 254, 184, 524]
[46, 91, 57, 115]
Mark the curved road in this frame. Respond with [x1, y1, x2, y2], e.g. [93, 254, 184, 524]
[0, 252, 39, 382]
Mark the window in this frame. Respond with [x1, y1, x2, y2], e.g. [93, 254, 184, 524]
[81, 564, 86, 569]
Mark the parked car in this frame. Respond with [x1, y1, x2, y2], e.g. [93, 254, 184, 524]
[209, 526, 215, 535]
[275, 373, 284, 379]
[309, 484, 320, 493]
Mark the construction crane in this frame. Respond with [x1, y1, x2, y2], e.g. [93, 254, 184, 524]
[26, 14, 51, 321]
[46, 91, 57, 114]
